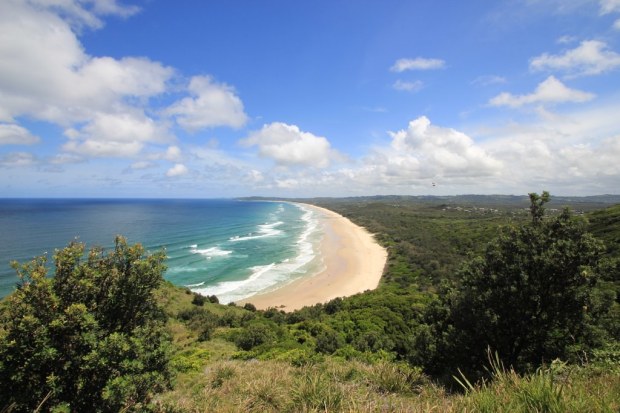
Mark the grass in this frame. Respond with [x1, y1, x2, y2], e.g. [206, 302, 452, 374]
[151, 355, 620, 412]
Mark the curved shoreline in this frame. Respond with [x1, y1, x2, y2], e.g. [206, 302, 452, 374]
[239, 203, 387, 311]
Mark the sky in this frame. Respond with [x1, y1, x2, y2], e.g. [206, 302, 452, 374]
[1, 0, 620, 198]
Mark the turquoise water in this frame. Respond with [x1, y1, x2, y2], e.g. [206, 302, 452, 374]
[0, 199, 323, 303]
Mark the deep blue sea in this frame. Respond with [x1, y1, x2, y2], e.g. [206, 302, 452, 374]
[0, 199, 323, 303]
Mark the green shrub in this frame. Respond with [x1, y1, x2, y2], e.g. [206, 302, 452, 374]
[191, 293, 206, 306]
[0, 237, 172, 412]
[170, 348, 210, 373]
[234, 323, 277, 351]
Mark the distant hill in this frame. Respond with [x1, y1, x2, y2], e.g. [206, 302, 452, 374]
[240, 194, 620, 211]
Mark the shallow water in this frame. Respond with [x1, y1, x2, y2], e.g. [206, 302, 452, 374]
[0, 199, 322, 303]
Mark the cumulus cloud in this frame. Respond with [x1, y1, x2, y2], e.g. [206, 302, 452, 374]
[0, 0, 249, 168]
[390, 57, 445, 72]
[0, 1, 173, 125]
[490, 76, 595, 107]
[165, 76, 248, 131]
[62, 111, 171, 157]
[479, 109, 620, 193]
[388, 116, 502, 178]
[238, 118, 504, 194]
[241, 123, 336, 168]
[392, 80, 424, 92]
[163, 145, 182, 162]
[166, 163, 189, 177]
[530, 40, 620, 77]
[0, 124, 40, 145]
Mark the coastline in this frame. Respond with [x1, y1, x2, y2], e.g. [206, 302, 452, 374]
[238, 203, 387, 311]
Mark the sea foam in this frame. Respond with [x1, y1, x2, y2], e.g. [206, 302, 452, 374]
[229, 221, 284, 242]
[194, 204, 323, 304]
[190, 246, 233, 259]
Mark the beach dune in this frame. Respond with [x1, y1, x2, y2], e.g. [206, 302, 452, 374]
[240, 203, 387, 311]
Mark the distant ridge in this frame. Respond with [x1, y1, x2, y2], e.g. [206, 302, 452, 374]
[239, 194, 620, 209]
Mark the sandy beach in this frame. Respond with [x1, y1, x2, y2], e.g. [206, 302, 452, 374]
[239, 203, 387, 311]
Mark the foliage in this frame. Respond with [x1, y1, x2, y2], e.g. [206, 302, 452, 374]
[177, 306, 219, 341]
[0, 237, 172, 412]
[442, 193, 608, 375]
[233, 322, 278, 351]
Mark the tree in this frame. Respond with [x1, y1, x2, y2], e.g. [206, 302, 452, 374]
[0, 237, 172, 412]
[444, 192, 606, 374]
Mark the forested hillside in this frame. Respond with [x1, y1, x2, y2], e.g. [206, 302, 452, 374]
[1, 194, 619, 412]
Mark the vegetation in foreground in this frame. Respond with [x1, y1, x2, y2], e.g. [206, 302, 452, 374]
[0, 238, 172, 412]
[0, 193, 618, 411]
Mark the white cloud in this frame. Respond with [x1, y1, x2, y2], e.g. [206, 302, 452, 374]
[275, 178, 300, 189]
[0, 124, 40, 145]
[89, 0, 141, 18]
[388, 116, 502, 178]
[614, 18, 620, 29]
[63, 139, 144, 158]
[557, 35, 577, 45]
[0, 152, 37, 167]
[49, 153, 83, 164]
[27, 0, 140, 30]
[0, 1, 173, 125]
[600, 0, 620, 14]
[165, 76, 248, 131]
[62, 111, 171, 157]
[241, 123, 336, 168]
[298, 118, 501, 194]
[163, 145, 182, 162]
[478, 112, 620, 193]
[390, 57, 445, 72]
[130, 161, 155, 170]
[490, 76, 595, 107]
[471, 75, 507, 86]
[245, 169, 264, 184]
[530, 40, 620, 77]
[392, 79, 424, 92]
[166, 163, 189, 177]
[79, 56, 173, 98]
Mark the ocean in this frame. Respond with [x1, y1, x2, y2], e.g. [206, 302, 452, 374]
[0, 199, 324, 303]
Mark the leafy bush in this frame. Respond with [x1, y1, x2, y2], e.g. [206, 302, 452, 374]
[191, 293, 206, 306]
[243, 302, 257, 312]
[170, 348, 210, 373]
[234, 323, 277, 351]
[443, 193, 609, 375]
[177, 307, 218, 341]
[0, 237, 172, 412]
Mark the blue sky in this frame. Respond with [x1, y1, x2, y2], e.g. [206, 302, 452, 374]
[1, 0, 620, 198]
